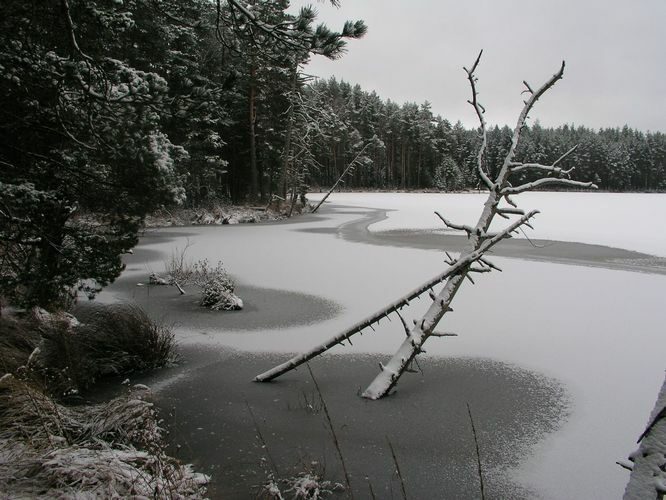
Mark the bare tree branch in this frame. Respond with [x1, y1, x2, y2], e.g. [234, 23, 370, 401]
[60, 0, 92, 61]
[463, 50, 494, 190]
[502, 178, 597, 195]
[509, 145, 579, 174]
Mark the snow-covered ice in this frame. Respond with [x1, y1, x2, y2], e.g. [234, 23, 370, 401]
[307, 191, 666, 257]
[104, 191, 666, 499]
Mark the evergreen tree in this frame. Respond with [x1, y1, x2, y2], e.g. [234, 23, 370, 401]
[0, 0, 187, 308]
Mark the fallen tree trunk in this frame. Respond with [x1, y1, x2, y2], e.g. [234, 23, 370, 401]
[254, 213, 535, 383]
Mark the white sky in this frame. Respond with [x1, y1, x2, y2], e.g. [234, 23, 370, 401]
[288, 0, 666, 132]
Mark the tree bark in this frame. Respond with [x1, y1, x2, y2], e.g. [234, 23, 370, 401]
[623, 372, 666, 500]
[248, 58, 259, 201]
[278, 60, 299, 199]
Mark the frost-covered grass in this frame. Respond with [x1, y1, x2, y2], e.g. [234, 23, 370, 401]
[0, 305, 205, 498]
[17, 304, 177, 395]
[0, 376, 208, 498]
[0, 312, 41, 376]
[258, 471, 345, 499]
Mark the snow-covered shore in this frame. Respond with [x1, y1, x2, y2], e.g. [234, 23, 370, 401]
[143, 203, 300, 228]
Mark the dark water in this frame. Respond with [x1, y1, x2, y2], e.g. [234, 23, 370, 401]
[147, 346, 568, 499]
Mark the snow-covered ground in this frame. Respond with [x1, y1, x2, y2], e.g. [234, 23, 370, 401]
[108, 191, 666, 499]
[308, 191, 666, 257]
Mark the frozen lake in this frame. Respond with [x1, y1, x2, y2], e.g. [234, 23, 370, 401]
[104, 191, 666, 499]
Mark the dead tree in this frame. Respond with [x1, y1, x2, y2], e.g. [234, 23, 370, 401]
[621, 372, 666, 499]
[255, 51, 596, 398]
[311, 143, 371, 214]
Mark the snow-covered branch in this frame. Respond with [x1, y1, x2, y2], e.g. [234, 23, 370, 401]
[464, 50, 494, 191]
[495, 206, 525, 220]
[496, 61, 566, 180]
[509, 145, 579, 175]
[435, 212, 506, 240]
[502, 178, 597, 195]
[434, 212, 475, 237]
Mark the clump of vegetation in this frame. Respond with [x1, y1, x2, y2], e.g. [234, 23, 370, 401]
[159, 244, 243, 311]
[0, 304, 176, 397]
[200, 273, 243, 311]
[59, 304, 177, 390]
[0, 305, 204, 497]
[0, 376, 208, 498]
[259, 471, 344, 500]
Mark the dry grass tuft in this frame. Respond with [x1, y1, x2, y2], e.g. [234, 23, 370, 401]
[0, 304, 177, 396]
[0, 375, 208, 498]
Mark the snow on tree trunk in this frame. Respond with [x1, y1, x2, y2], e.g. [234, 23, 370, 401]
[623, 372, 666, 499]
[360, 210, 533, 398]
[254, 221, 532, 383]
[255, 52, 596, 399]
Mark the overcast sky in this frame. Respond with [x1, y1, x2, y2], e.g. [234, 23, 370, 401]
[288, 0, 666, 132]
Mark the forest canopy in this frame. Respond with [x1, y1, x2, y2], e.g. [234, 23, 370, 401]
[1, 0, 664, 310]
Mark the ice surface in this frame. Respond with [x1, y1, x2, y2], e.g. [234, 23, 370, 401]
[103, 193, 666, 500]
[307, 191, 666, 257]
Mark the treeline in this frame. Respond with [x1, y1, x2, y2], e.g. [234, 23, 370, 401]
[302, 78, 666, 192]
[2, 0, 665, 310]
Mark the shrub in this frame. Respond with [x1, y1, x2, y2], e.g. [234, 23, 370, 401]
[0, 304, 176, 396]
[39, 304, 177, 394]
[161, 244, 243, 311]
[200, 274, 243, 311]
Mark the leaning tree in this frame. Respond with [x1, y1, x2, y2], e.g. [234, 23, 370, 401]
[255, 51, 596, 398]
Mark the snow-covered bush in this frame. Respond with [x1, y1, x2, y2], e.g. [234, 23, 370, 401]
[200, 274, 243, 311]
[259, 471, 345, 499]
[161, 246, 243, 311]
